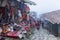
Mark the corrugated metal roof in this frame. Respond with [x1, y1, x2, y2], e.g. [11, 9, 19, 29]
[42, 10, 60, 24]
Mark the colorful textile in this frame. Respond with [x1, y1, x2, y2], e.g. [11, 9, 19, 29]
[25, 27, 30, 31]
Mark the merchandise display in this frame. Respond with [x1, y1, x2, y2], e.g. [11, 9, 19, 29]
[0, 0, 41, 40]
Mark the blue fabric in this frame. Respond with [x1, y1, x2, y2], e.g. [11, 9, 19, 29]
[20, 2, 26, 12]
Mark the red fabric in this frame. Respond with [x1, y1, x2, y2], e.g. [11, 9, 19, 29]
[10, 7, 15, 15]
[25, 27, 30, 31]
[6, 32, 18, 38]
[22, 13, 27, 20]
[0, 7, 5, 14]
[7, 31, 21, 37]
[7, 32, 17, 36]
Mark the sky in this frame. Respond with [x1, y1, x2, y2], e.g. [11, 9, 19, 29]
[29, 0, 60, 17]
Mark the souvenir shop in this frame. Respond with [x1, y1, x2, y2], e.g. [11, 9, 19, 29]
[0, 0, 39, 40]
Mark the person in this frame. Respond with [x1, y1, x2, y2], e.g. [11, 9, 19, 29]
[35, 20, 41, 30]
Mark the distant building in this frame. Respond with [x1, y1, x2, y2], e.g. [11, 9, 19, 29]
[41, 10, 60, 37]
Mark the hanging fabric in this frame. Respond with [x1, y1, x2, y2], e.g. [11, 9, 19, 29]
[25, 5, 30, 14]
[18, 10, 22, 17]
[0, 7, 5, 14]
[22, 13, 27, 21]
[17, 10, 22, 23]
[1, 0, 7, 7]
[6, 2, 10, 9]
[8, 0, 16, 7]
[19, 2, 26, 13]
[10, 7, 15, 22]
[10, 7, 15, 16]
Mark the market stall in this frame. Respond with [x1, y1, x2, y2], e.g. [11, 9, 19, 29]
[0, 0, 37, 40]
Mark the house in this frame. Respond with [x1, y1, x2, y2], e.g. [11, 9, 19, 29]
[41, 10, 60, 37]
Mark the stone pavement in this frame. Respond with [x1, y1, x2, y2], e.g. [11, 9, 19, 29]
[30, 26, 60, 40]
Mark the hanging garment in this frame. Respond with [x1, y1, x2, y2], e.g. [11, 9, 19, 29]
[29, 17, 35, 27]
[5, 6, 10, 23]
[30, 21, 35, 27]
[27, 14, 30, 21]
[8, 0, 16, 7]
[0, 0, 3, 6]
[22, 13, 27, 21]
[10, 7, 15, 16]
[0, 7, 5, 14]
[25, 5, 30, 14]
[10, 7, 15, 22]
[18, 10, 22, 17]
[10, 2, 15, 7]
[17, 10, 22, 23]
[6, 2, 10, 9]
[0, 7, 8, 23]
[1, 0, 7, 7]
[19, 2, 26, 13]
